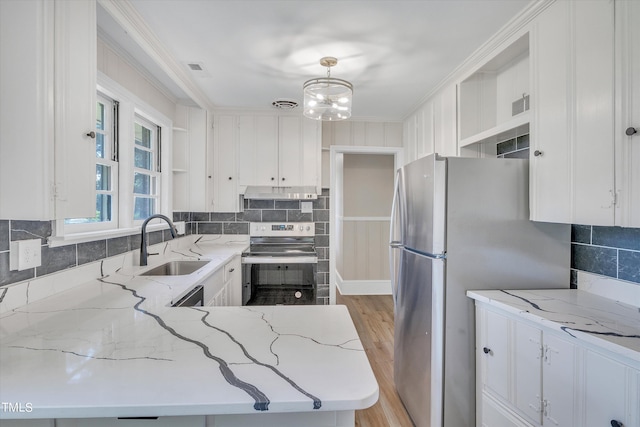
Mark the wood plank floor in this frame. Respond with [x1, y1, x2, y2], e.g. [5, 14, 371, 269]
[336, 292, 414, 427]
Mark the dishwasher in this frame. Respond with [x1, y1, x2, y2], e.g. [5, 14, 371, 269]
[171, 285, 204, 307]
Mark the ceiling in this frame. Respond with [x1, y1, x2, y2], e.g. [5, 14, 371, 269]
[98, 0, 532, 121]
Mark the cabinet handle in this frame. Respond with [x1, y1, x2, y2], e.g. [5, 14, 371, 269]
[626, 127, 638, 136]
[611, 421, 624, 427]
[86, 131, 96, 139]
[483, 347, 491, 354]
[534, 150, 543, 157]
[229, 268, 235, 272]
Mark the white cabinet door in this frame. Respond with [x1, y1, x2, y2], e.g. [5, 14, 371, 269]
[224, 256, 242, 306]
[582, 350, 632, 427]
[0, 0, 96, 220]
[213, 115, 239, 212]
[482, 309, 511, 403]
[514, 322, 543, 425]
[237, 115, 278, 187]
[434, 84, 458, 157]
[615, 0, 640, 227]
[482, 395, 534, 427]
[541, 334, 576, 427]
[530, 0, 615, 225]
[278, 116, 320, 188]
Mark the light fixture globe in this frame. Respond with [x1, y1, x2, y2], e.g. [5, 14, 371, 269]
[303, 57, 353, 121]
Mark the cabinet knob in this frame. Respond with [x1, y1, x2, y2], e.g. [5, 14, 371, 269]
[534, 150, 543, 157]
[483, 347, 491, 354]
[271, 177, 275, 181]
[610, 421, 624, 427]
[86, 131, 96, 139]
[228, 176, 232, 180]
[626, 127, 638, 136]
[282, 177, 286, 181]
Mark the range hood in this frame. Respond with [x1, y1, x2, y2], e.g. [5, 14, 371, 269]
[243, 186, 318, 200]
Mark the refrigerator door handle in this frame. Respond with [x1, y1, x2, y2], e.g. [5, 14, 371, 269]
[389, 168, 406, 307]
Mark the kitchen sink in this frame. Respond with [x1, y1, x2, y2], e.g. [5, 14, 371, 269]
[140, 260, 209, 276]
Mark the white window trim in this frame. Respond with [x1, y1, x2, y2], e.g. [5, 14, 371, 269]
[51, 72, 174, 246]
[64, 92, 119, 234]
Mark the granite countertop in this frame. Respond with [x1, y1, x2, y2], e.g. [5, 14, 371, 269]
[467, 289, 640, 365]
[0, 237, 378, 420]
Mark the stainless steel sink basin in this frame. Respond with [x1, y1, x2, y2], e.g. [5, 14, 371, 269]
[140, 260, 209, 276]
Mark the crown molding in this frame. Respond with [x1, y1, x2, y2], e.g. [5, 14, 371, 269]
[97, 28, 181, 105]
[98, 0, 215, 111]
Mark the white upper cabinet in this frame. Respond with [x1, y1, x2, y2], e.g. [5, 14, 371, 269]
[235, 114, 321, 191]
[403, 83, 456, 164]
[277, 116, 320, 188]
[237, 115, 279, 187]
[172, 106, 211, 212]
[212, 115, 239, 212]
[530, 0, 615, 225]
[615, 0, 640, 227]
[0, 0, 97, 220]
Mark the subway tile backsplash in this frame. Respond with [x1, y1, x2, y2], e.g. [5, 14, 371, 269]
[3, 187, 636, 300]
[173, 189, 332, 304]
[571, 224, 640, 286]
[0, 219, 169, 288]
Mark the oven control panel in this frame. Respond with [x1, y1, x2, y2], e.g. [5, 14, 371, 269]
[249, 222, 315, 237]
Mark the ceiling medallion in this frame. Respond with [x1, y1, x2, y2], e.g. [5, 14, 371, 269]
[303, 57, 353, 121]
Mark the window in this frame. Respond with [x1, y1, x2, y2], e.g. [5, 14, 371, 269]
[56, 76, 172, 242]
[64, 93, 119, 232]
[133, 116, 161, 222]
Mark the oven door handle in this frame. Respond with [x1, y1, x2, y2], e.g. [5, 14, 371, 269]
[241, 256, 318, 264]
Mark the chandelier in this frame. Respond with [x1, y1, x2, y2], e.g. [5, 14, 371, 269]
[303, 57, 353, 121]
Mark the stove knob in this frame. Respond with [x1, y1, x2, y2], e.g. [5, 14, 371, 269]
[306, 226, 311, 231]
[299, 225, 304, 231]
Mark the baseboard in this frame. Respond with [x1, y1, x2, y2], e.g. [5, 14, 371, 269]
[335, 271, 392, 295]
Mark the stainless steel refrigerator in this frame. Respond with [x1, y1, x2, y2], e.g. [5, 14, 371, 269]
[389, 154, 570, 427]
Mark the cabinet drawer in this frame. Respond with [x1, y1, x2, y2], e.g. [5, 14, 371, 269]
[482, 394, 533, 427]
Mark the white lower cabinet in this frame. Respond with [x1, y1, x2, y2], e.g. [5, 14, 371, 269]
[203, 256, 241, 307]
[476, 304, 639, 427]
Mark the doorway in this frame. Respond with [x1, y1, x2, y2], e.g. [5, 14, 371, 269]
[329, 146, 403, 304]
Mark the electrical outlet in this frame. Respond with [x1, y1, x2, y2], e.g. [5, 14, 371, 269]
[301, 201, 313, 214]
[9, 239, 42, 271]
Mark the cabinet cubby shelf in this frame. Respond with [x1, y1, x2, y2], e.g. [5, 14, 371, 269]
[459, 111, 529, 148]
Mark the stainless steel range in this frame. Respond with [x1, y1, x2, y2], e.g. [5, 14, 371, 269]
[241, 222, 317, 305]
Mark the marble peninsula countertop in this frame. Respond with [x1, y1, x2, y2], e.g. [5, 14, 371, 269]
[467, 289, 640, 365]
[0, 236, 378, 420]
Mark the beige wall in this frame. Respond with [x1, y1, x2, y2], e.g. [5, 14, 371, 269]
[339, 153, 394, 281]
[343, 154, 394, 217]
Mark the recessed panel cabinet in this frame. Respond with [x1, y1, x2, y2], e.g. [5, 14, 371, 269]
[475, 304, 639, 427]
[0, 0, 97, 220]
[529, 0, 640, 226]
[615, 0, 640, 227]
[235, 114, 321, 190]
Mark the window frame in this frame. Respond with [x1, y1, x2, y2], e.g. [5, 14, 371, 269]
[52, 73, 173, 245]
[63, 92, 119, 234]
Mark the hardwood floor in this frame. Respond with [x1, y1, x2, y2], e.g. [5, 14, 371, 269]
[336, 292, 414, 427]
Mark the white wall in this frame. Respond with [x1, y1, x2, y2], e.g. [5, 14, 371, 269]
[97, 37, 176, 121]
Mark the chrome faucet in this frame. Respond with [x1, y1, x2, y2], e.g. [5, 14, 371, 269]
[140, 214, 177, 266]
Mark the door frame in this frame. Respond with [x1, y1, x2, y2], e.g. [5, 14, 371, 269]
[329, 145, 404, 304]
